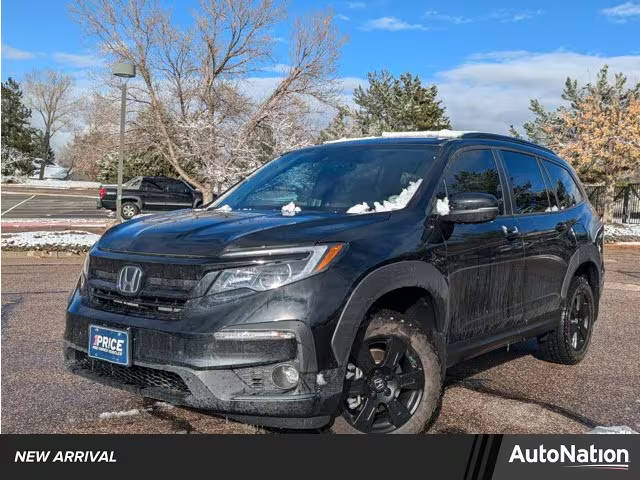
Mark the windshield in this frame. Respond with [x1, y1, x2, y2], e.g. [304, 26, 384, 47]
[210, 145, 436, 213]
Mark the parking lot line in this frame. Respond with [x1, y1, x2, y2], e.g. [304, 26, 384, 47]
[2, 191, 97, 199]
[1, 194, 36, 216]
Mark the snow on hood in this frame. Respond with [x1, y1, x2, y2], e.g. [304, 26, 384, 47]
[347, 179, 423, 214]
[281, 202, 301, 216]
[216, 204, 233, 212]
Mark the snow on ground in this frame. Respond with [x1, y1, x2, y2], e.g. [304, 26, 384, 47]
[1, 230, 100, 252]
[605, 223, 640, 243]
[588, 425, 638, 434]
[29, 165, 70, 180]
[2, 177, 101, 189]
[347, 179, 423, 214]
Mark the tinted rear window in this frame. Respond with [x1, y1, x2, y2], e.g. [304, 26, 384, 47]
[501, 150, 551, 214]
[542, 160, 582, 209]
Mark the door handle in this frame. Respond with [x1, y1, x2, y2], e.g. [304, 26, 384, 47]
[501, 225, 520, 239]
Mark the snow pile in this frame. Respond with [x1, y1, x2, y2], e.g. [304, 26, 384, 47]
[281, 202, 301, 216]
[216, 204, 233, 212]
[98, 409, 141, 420]
[588, 425, 638, 434]
[604, 223, 640, 243]
[435, 197, 450, 215]
[3, 178, 101, 189]
[347, 179, 423, 214]
[2, 230, 100, 252]
[29, 164, 69, 180]
[346, 202, 371, 214]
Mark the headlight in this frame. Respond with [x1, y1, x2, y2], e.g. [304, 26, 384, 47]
[82, 254, 90, 278]
[208, 244, 344, 296]
[76, 254, 91, 298]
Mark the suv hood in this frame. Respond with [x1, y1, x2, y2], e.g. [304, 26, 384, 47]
[97, 208, 389, 257]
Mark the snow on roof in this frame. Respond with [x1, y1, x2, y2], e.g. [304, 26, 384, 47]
[323, 136, 380, 144]
[323, 130, 477, 144]
[381, 130, 476, 139]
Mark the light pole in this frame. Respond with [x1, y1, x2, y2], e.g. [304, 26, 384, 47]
[112, 62, 136, 222]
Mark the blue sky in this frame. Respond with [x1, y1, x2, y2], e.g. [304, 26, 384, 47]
[2, 0, 640, 142]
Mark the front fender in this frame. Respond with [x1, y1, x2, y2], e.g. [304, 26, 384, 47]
[330, 261, 448, 366]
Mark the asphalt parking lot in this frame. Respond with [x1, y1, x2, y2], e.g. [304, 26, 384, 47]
[2, 246, 639, 434]
[2, 191, 108, 219]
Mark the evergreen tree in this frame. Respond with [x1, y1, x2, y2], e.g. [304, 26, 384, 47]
[353, 70, 451, 135]
[514, 65, 640, 223]
[318, 106, 358, 143]
[320, 70, 451, 142]
[1, 78, 39, 175]
[96, 150, 178, 183]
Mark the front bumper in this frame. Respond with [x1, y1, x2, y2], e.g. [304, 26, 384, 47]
[64, 297, 344, 429]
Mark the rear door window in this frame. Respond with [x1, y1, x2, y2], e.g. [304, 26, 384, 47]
[542, 160, 583, 209]
[442, 149, 504, 215]
[141, 180, 162, 192]
[166, 181, 190, 194]
[501, 150, 551, 214]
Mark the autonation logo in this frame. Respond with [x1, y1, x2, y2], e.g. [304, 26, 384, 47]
[509, 444, 630, 471]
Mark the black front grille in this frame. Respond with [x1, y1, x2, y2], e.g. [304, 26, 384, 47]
[74, 351, 190, 394]
[90, 287, 186, 320]
[90, 256, 203, 281]
[87, 256, 204, 319]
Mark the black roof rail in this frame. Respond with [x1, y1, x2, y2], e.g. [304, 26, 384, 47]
[458, 132, 555, 154]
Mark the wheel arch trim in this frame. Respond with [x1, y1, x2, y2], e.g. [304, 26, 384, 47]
[560, 243, 602, 302]
[330, 261, 448, 366]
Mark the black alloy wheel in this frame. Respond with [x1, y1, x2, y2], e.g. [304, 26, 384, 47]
[539, 275, 596, 364]
[568, 286, 593, 352]
[343, 335, 425, 433]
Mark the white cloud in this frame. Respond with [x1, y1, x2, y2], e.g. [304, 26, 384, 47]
[2, 44, 37, 60]
[53, 52, 104, 68]
[361, 17, 428, 32]
[601, 2, 640, 21]
[487, 9, 544, 22]
[423, 10, 473, 25]
[336, 14, 350, 21]
[261, 63, 291, 74]
[423, 9, 544, 26]
[433, 51, 640, 134]
[346, 1, 365, 8]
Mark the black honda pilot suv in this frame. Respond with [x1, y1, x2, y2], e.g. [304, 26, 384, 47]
[65, 132, 604, 433]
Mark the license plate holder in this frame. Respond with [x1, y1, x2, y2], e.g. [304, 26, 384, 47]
[88, 325, 130, 366]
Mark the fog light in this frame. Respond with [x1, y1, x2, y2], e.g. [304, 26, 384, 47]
[272, 364, 299, 389]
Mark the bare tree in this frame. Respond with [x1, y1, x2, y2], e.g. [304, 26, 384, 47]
[23, 69, 77, 179]
[70, 0, 345, 201]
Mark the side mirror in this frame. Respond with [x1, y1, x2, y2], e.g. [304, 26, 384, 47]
[441, 192, 499, 224]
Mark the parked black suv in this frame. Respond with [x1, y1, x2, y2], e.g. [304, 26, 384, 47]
[98, 176, 204, 219]
[65, 132, 604, 433]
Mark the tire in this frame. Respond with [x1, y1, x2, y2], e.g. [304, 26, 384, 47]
[331, 309, 442, 434]
[539, 276, 595, 365]
[121, 202, 139, 220]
